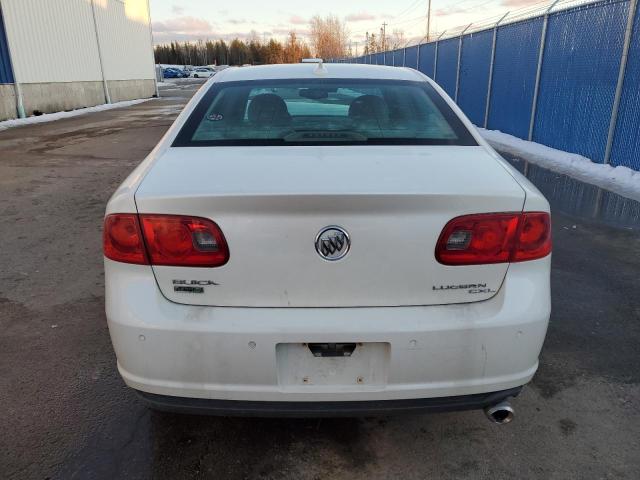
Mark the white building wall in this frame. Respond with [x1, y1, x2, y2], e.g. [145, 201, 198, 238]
[1, 0, 103, 83]
[0, 0, 154, 84]
[94, 0, 155, 81]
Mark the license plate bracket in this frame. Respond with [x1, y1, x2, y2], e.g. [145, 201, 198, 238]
[308, 342, 357, 357]
[276, 342, 390, 389]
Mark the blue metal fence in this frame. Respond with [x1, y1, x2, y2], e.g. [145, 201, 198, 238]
[384, 51, 393, 66]
[610, 2, 640, 169]
[458, 30, 493, 126]
[534, 0, 629, 162]
[489, 18, 543, 139]
[418, 43, 436, 77]
[333, 0, 640, 172]
[434, 38, 459, 98]
[393, 49, 403, 66]
[405, 45, 418, 69]
[0, 6, 15, 84]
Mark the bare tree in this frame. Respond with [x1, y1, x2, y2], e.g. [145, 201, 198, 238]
[365, 32, 379, 54]
[283, 32, 312, 63]
[309, 15, 349, 59]
[389, 29, 406, 50]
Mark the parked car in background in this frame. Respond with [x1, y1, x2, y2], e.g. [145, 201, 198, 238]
[104, 64, 551, 421]
[191, 67, 215, 78]
[162, 68, 187, 79]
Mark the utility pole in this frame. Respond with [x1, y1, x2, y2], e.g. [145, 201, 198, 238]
[426, 0, 432, 42]
[381, 22, 388, 51]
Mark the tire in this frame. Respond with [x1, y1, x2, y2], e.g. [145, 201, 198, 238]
[194, 74, 199, 78]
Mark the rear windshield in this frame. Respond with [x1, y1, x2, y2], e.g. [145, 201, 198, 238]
[173, 78, 477, 147]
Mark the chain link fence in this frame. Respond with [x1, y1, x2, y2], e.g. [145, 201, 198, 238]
[335, 0, 640, 171]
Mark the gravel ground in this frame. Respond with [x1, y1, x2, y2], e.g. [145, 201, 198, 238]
[1, 82, 639, 480]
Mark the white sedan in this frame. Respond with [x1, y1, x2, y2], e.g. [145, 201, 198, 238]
[190, 67, 215, 78]
[103, 63, 551, 421]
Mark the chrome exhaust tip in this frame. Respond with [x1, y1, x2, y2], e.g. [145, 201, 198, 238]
[484, 401, 514, 425]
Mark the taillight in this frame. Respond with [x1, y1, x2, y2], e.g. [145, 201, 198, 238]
[139, 214, 229, 267]
[512, 212, 552, 262]
[436, 212, 551, 265]
[103, 214, 229, 267]
[103, 214, 148, 265]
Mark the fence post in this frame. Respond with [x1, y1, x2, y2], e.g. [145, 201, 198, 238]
[528, 0, 560, 141]
[415, 35, 427, 72]
[604, 0, 638, 165]
[433, 31, 446, 80]
[484, 12, 510, 129]
[455, 24, 472, 103]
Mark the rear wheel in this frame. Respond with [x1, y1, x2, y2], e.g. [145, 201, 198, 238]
[194, 74, 199, 78]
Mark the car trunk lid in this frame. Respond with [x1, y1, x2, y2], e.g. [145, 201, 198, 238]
[135, 145, 525, 307]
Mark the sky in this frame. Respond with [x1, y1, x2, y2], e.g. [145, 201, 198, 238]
[148, 0, 546, 48]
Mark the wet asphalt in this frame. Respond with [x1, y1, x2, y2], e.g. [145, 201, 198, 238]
[1, 79, 639, 479]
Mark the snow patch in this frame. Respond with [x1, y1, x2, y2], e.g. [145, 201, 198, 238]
[0, 98, 153, 132]
[479, 128, 640, 202]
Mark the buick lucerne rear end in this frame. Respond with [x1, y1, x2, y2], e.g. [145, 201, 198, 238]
[103, 64, 551, 420]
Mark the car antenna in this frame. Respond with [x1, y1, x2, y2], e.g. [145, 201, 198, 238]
[313, 59, 327, 76]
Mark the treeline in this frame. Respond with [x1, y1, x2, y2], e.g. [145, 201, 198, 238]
[154, 32, 312, 66]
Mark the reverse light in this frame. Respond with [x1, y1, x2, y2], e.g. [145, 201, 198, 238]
[435, 212, 551, 265]
[103, 214, 229, 267]
[140, 214, 229, 267]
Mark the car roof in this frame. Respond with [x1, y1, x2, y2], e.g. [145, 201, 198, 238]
[215, 63, 422, 82]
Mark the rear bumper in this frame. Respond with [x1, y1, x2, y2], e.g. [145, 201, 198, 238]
[137, 387, 523, 417]
[105, 256, 550, 403]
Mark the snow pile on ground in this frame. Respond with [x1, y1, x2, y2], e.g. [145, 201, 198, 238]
[0, 98, 153, 132]
[479, 128, 640, 202]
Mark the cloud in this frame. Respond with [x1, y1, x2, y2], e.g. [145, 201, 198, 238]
[272, 27, 311, 37]
[501, 0, 538, 6]
[345, 12, 377, 22]
[433, 6, 467, 16]
[153, 16, 214, 33]
[289, 15, 308, 25]
[152, 16, 220, 42]
[171, 5, 184, 16]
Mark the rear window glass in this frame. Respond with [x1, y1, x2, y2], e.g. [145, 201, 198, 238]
[173, 79, 477, 147]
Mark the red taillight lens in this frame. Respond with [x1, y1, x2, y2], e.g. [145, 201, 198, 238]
[103, 214, 148, 265]
[436, 212, 551, 265]
[139, 214, 229, 267]
[512, 212, 552, 262]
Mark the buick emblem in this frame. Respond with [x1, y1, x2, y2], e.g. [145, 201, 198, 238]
[315, 226, 350, 261]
